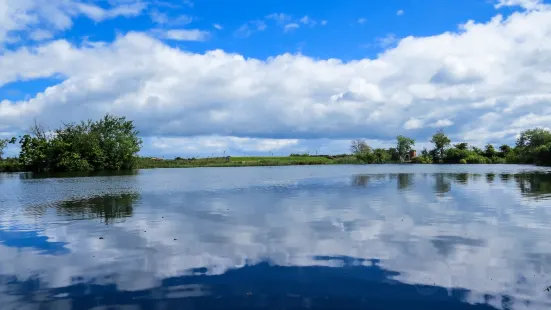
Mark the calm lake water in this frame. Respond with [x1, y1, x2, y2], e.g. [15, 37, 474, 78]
[1, 164, 551, 310]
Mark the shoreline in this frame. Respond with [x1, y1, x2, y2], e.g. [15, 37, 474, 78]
[2, 156, 548, 174]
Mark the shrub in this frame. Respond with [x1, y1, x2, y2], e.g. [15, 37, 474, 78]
[465, 155, 490, 164]
[411, 156, 432, 164]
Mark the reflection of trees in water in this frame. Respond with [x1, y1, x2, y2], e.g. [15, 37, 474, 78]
[500, 174, 511, 183]
[434, 174, 451, 195]
[352, 172, 551, 199]
[351, 175, 387, 187]
[57, 194, 139, 224]
[454, 173, 469, 184]
[27, 193, 140, 225]
[514, 173, 551, 199]
[356, 174, 415, 191]
[19, 170, 139, 179]
[396, 174, 414, 190]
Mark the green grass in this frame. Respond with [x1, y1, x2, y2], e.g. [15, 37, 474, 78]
[0, 155, 362, 173]
[137, 155, 362, 169]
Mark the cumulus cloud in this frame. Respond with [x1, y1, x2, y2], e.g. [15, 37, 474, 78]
[397, 9, 404, 16]
[0, 0, 146, 45]
[1, 7, 551, 154]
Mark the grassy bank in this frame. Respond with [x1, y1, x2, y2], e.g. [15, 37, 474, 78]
[136, 155, 361, 169]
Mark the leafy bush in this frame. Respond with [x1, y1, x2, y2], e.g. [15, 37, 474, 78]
[411, 156, 433, 164]
[18, 114, 142, 172]
[465, 155, 491, 164]
[459, 159, 467, 164]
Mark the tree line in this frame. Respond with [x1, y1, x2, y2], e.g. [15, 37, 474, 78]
[350, 128, 551, 166]
[0, 114, 142, 172]
[1, 114, 551, 173]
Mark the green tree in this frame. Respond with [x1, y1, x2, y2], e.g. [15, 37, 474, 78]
[350, 139, 370, 155]
[516, 128, 551, 149]
[0, 137, 16, 160]
[471, 146, 484, 156]
[484, 144, 497, 158]
[430, 130, 451, 163]
[396, 135, 415, 162]
[498, 144, 511, 157]
[455, 142, 468, 150]
[388, 148, 400, 162]
[350, 139, 375, 163]
[373, 148, 390, 163]
[18, 114, 142, 172]
[513, 128, 551, 165]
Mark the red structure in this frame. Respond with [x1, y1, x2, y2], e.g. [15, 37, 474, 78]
[409, 150, 417, 159]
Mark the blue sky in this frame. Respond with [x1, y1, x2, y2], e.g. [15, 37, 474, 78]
[1, 0, 551, 157]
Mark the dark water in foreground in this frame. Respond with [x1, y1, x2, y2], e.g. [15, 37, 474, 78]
[1, 165, 551, 310]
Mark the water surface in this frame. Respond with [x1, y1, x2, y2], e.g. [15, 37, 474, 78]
[1, 164, 551, 309]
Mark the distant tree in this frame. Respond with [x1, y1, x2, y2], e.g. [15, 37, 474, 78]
[484, 144, 497, 158]
[373, 148, 390, 164]
[430, 130, 451, 162]
[0, 138, 13, 160]
[350, 139, 370, 155]
[455, 142, 468, 150]
[350, 139, 375, 163]
[396, 135, 415, 162]
[516, 128, 551, 149]
[471, 146, 484, 156]
[498, 144, 511, 158]
[421, 148, 430, 157]
[388, 148, 400, 162]
[0, 140, 6, 159]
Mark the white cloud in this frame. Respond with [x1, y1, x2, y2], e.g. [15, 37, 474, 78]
[429, 119, 454, 128]
[2, 7, 551, 153]
[397, 9, 404, 16]
[158, 29, 210, 41]
[150, 10, 192, 26]
[357, 18, 367, 24]
[494, 0, 546, 10]
[0, 0, 146, 45]
[299, 16, 316, 27]
[29, 29, 54, 41]
[261, 13, 322, 34]
[266, 13, 292, 25]
[235, 20, 267, 38]
[377, 33, 398, 48]
[283, 23, 300, 33]
[213, 24, 223, 30]
[152, 136, 300, 154]
[403, 118, 425, 130]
